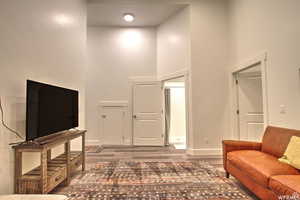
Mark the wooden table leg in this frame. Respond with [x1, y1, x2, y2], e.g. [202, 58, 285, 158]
[82, 133, 86, 171]
[14, 150, 22, 194]
[65, 141, 71, 185]
[47, 149, 51, 162]
[40, 149, 48, 194]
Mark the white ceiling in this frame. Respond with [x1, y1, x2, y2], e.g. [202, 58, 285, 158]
[87, 2, 188, 27]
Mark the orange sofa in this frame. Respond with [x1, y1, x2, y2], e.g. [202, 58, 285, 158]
[223, 126, 300, 200]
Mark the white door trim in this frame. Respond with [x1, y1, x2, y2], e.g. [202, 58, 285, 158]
[129, 76, 157, 82]
[231, 52, 269, 140]
[160, 70, 190, 150]
[158, 68, 189, 81]
[99, 101, 129, 107]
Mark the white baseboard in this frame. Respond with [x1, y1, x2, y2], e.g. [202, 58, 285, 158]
[86, 140, 100, 146]
[124, 139, 132, 145]
[186, 148, 222, 158]
[169, 136, 186, 144]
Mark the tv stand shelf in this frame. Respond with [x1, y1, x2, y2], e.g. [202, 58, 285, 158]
[12, 130, 86, 194]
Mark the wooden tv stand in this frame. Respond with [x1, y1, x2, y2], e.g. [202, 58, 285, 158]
[12, 130, 86, 194]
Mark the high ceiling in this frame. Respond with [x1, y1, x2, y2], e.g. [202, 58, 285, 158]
[87, 1, 188, 27]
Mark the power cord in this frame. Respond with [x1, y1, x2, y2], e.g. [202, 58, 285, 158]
[0, 97, 24, 140]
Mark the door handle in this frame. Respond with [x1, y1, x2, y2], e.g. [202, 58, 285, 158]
[102, 115, 106, 118]
[133, 115, 137, 119]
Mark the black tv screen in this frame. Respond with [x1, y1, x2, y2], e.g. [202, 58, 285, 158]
[26, 80, 79, 141]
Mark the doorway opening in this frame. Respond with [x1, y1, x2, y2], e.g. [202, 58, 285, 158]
[164, 77, 187, 149]
[233, 63, 266, 142]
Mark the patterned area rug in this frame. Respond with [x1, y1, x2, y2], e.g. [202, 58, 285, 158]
[55, 160, 252, 200]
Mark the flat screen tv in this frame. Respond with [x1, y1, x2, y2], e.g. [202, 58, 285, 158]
[26, 80, 79, 141]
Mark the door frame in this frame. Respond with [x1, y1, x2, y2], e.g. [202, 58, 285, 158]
[159, 69, 190, 149]
[231, 53, 269, 140]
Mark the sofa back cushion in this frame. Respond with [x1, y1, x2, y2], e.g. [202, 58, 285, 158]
[262, 126, 300, 158]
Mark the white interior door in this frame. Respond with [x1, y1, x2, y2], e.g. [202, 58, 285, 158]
[133, 82, 164, 146]
[237, 71, 264, 141]
[100, 107, 125, 145]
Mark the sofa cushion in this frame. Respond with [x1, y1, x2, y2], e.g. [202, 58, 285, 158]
[269, 175, 300, 196]
[262, 126, 300, 158]
[227, 150, 300, 187]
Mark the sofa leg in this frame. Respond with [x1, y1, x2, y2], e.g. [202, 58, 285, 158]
[225, 172, 230, 178]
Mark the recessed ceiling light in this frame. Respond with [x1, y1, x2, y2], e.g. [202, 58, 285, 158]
[123, 13, 135, 22]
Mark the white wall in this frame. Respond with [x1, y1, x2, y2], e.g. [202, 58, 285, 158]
[86, 26, 157, 142]
[156, 1, 230, 154]
[156, 5, 193, 150]
[159, 0, 300, 155]
[0, 0, 86, 194]
[84, 0, 300, 156]
[157, 6, 191, 78]
[229, 0, 300, 130]
[189, 0, 230, 153]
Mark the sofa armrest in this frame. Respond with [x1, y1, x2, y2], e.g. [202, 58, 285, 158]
[222, 140, 262, 173]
